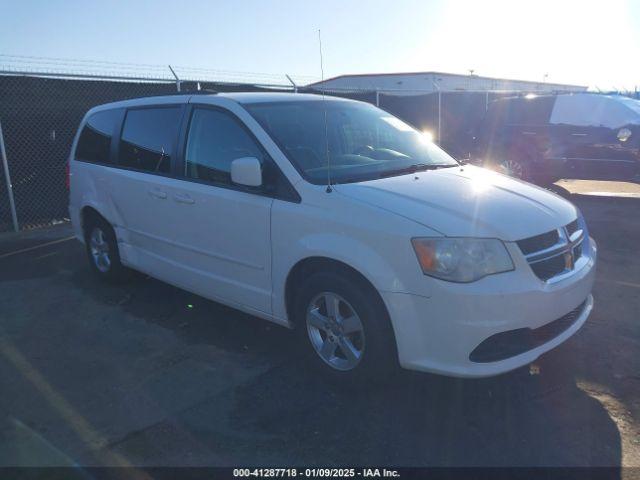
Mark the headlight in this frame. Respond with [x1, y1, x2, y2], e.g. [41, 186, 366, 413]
[411, 237, 514, 282]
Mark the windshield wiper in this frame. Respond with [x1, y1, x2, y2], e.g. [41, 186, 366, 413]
[377, 163, 454, 178]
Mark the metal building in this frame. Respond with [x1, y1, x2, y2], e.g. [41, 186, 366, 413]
[307, 71, 587, 94]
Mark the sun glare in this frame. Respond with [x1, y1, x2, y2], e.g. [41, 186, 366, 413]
[416, 0, 639, 90]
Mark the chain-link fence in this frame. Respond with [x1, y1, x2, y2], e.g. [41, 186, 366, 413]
[0, 66, 561, 233]
[0, 73, 297, 232]
[0, 75, 174, 231]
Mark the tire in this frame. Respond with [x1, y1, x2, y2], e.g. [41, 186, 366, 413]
[292, 270, 398, 384]
[84, 216, 129, 283]
[495, 155, 531, 181]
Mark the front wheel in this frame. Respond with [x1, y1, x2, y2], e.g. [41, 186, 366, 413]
[293, 271, 397, 384]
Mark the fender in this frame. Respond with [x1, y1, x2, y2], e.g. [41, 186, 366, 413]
[271, 232, 412, 324]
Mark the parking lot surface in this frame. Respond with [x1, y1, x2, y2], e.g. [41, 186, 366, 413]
[1, 181, 639, 467]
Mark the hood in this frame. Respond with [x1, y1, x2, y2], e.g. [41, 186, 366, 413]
[335, 165, 578, 241]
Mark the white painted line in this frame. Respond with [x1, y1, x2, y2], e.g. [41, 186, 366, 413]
[33, 251, 60, 261]
[0, 236, 75, 260]
[582, 192, 640, 198]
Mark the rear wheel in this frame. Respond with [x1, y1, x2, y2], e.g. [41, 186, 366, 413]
[84, 216, 129, 282]
[293, 271, 397, 384]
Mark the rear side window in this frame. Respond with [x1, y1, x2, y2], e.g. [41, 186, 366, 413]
[550, 95, 602, 126]
[75, 109, 121, 164]
[184, 108, 264, 185]
[119, 107, 182, 173]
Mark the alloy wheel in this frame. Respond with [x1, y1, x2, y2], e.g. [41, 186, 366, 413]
[499, 158, 525, 179]
[89, 226, 111, 273]
[305, 292, 366, 371]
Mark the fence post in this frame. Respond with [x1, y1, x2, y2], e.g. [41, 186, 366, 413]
[0, 120, 19, 232]
[375, 89, 380, 107]
[168, 65, 181, 92]
[431, 79, 441, 145]
[285, 74, 298, 93]
[437, 90, 442, 145]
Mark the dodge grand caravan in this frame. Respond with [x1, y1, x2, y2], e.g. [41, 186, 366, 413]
[69, 93, 596, 380]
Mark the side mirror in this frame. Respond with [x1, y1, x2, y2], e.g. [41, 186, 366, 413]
[230, 157, 262, 187]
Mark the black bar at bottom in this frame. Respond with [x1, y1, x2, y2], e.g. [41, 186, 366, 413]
[0, 467, 633, 480]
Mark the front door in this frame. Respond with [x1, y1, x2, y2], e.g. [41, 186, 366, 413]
[167, 106, 274, 314]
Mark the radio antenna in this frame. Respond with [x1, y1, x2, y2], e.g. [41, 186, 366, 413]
[318, 29, 332, 193]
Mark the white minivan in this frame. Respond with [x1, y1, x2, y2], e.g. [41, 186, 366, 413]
[69, 93, 596, 380]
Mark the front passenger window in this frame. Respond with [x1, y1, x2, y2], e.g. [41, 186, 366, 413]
[185, 108, 264, 185]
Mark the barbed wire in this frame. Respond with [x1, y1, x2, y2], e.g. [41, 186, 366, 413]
[0, 54, 320, 86]
[2, 54, 638, 97]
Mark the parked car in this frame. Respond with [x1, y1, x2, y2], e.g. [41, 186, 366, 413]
[69, 93, 596, 381]
[473, 93, 640, 184]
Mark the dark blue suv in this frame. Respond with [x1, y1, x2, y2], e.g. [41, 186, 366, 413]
[474, 93, 640, 184]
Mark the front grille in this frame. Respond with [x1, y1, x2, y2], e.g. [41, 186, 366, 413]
[530, 254, 566, 281]
[566, 219, 579, 238]
[573, 242, 583, 260]
[469, 300, 587, 363]
[516, 230, 559, 255]
[516, 218, 586, 282]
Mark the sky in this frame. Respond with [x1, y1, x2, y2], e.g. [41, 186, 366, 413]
[1, 0, 639, 90]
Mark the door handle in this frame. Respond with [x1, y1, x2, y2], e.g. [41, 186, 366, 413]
[173, 193, 195, 205]
[148, 188, 167, 199]
[571, 133, 588, 137]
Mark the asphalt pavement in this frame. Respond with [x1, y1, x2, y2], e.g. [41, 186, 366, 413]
[0, 180, 638, 467]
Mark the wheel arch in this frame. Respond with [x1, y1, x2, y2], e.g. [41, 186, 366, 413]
[283, 255, 400, 367]
[80, 205, 110, 238]
[284, 256, 389, 326]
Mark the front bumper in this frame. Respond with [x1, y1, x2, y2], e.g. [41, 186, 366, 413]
[382, 238, 597, 378]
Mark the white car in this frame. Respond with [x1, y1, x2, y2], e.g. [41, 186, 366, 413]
[69, 93, 596, 380]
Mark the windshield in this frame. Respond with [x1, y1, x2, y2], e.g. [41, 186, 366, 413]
[245, 100, 458, 184]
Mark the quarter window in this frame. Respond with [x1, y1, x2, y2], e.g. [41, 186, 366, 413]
[75, 109, 121, 164]
[185, 108, 264, 185]
[119, 107, 182, 173]
[550, 95, 606, 127]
